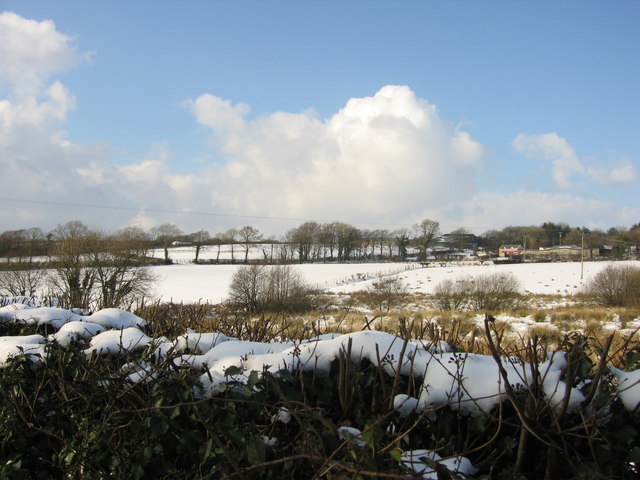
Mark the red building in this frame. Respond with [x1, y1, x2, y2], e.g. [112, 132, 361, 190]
[498, 244, 524, 257]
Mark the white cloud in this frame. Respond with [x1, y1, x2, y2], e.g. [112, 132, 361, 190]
[0, 13, 635, 235]
[453, 190, 640, 232]
[0, 11, 89, 97]
[183, 85, 486, 226]
[512, 132, 584, 189]
[587, 156, 636, 187]
[513, 132, 637, 192]
[184, 94, 249, 132]
[0, 81, 75, 139]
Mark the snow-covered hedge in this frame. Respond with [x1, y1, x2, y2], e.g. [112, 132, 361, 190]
[1, 299, 639, 479]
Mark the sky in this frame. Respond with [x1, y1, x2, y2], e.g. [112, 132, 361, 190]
[0, 1, 638, 237]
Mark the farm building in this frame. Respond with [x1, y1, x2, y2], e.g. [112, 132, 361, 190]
[498, 245, 524, 257]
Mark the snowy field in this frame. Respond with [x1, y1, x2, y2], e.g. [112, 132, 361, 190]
[150, 256, 640, 304]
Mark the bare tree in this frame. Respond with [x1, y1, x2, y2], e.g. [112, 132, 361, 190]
[413, 219, 440, 262]
[211, 233, 224, 262]
[189, 229, 210, 264]
[359, 229, 376, 259]
[150, 223, 183, 264]
[384, 232, 396, 258]
[223, 228, 239, 262]
[334, 222, 360, 261]
[362, 275, 409, 313]
[238, 226, 262, 263]
[228, 264, 313, 313]
[228, 264, 267, 312]
[585, 264, 640, 306]
[116, 226, 150, 261]
[88, 231, 157, 310]
[394, 229, 410, 261]
[0, 265, 45, 297]
[373, 229, 389, 259]
[45, 222, 157, 310]
[47, 221, 98, 309]
[320, 223, 337, 261]
[287, 221, 320, 263]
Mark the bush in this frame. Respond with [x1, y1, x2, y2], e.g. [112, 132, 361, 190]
[432, 278, 470, 311]
[467, 271, 524, 311]
[360, 275, 409, 313]
[433, 272, 524, 312]
[0, 263, 45, 297]
[585, 264, 640, 307]
[1, 326, 639, 479]
[228, 264, 314, 313]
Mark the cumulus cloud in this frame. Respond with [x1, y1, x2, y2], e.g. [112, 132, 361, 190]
[512, 132, 584, 189]
[4, 82, 488, 232]
[512, 132, 637, 192]
[453, 190, 640, 233]
[1, 11, 635, 234]
[587, 156, 636, 187]
[0, 11, 89, 97]
[185, 94, 249, 133]
[0, 12, 119, 228]
[183, 85, 486, 225]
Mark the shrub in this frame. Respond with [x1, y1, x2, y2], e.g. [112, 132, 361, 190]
[360, 275, 409, 313]
[432, 278, 470, 310]
[467, 272, 524, 311]
[228, 264, 314, 313]
[585, 264, 640, 307]
[433, 272, 524, 312]
[2, 325, 640, 479]
[0, 263, 45, 297]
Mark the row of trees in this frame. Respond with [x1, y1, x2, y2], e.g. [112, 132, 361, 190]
[481, 221, 640, 253]
[0, 220, 443, 265]
[2, 219, 639, 269]
[0, 221, 156, 310]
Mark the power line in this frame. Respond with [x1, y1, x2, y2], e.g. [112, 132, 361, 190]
[0, 196, 554, 233]
[0, 197, 413, 228]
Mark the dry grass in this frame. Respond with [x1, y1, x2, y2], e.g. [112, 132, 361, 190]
[137, 292, 639, 363]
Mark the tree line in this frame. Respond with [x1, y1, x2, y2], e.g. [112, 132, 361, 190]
[0, 221, 156, 310]
[1, 219, 639, 267]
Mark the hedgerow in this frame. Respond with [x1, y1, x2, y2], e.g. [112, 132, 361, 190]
[1, 320, 639, 479]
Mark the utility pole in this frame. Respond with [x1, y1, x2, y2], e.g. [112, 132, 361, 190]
[580, 231, 589, 280]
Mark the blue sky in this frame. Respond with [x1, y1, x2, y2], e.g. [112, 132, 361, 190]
[0, 1, 638, 236]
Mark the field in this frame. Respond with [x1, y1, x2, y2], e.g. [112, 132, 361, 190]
[151, 246, 636, 301]
[149, 256, 640, 341]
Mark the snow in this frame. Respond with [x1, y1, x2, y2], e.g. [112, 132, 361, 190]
[0, 303, 637, 479]
[150, 262, 419, 303]
[1, 298, 633, 416]
[0, 302, 32, 322]
[609, 366, 640, 411]
[150, 259, 640, 303]
[83, 327, 152, 356]
[337, 426, 367, 448]
[174, 330, 233, 353]
[181, 330, 586, 416]
[329, 260, 634, 296]
[82, 308, 147, 329]
[50, 321, 106, 347]
[0, 334, 47, 368]
[400, 449, 478, 479]
[393, 393, 420, 417]
[185, 339, 295, 371]
[3, 307, 84, 329]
